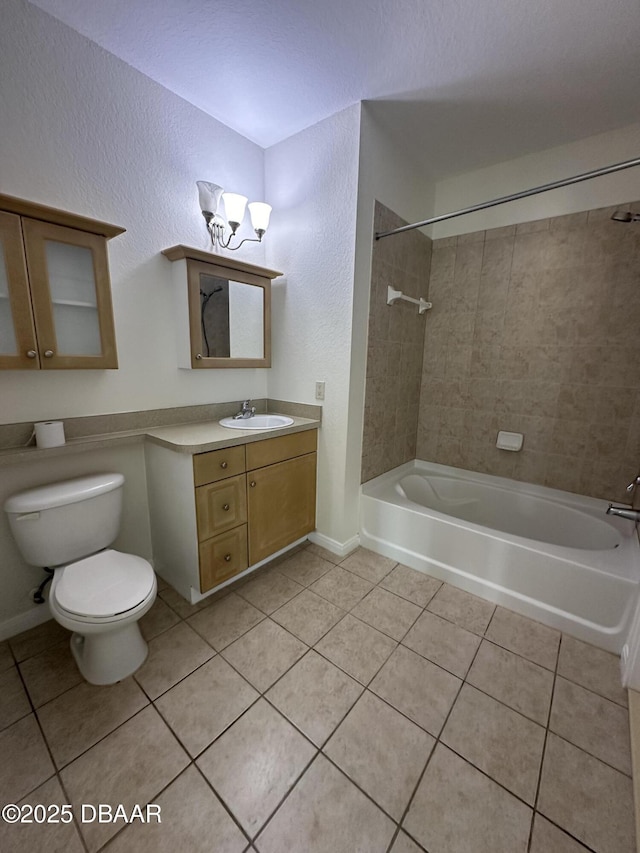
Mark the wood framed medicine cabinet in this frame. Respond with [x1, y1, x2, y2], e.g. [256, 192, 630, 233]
[0, 193, 124, 370]
[162, 245, 281, 369]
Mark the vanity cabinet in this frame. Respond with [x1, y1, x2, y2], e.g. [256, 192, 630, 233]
[162, 245, 282, 369]
[0, 194, 123, 370]
[145, 427, 318, 601]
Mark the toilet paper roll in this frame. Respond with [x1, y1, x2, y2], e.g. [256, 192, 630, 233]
[34, 421, 66, 449]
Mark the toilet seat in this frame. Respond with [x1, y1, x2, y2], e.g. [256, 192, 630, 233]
[52, 549, 155, 620]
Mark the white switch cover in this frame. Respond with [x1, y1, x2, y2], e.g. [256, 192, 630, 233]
[315, 381, 325, 400]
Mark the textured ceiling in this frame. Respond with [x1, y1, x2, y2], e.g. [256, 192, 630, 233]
[28, 0, 640, 178]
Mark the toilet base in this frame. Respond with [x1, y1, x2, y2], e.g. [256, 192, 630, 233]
[70, 621, 149, 685]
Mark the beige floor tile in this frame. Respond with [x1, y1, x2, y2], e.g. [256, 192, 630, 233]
[380, 564, 442, 607]
[305, 542, 344, 564]
[134, 622, 215, 700]
[37, 676, 148, 768]
[197, 699, 315, 837]
[0, 640, 14, 672]
[402, 610, 480, 678]
[441, 684, 545, 804]
[390, 831, 425, 853]
[266, 650, 362, 746]
[315, 614, 396, 685]
[221, 619, 307, 692]
[538, 733, 635, 853]
[310, 566, 374, 610]
[467, 640, 554, 725]
[0, 776, 84, 853]
[9, 619, 70, 663]
[558, 635, 627, 706]
[237, 571, 304, 614]
[325, 691, 434, 820]
[351, 587, 422, 641]
[0, 666, 31, 731]
[0, 713, 55, 803]
[139, 596, 181, 640]
[154, 572, 169, 592]
[271, 589, 345, 645]
[427, 583, 495, 635]
[370, 644, 461, 736]
[530, 814, 592, 853]
[156, 656, 258, 757]
[403, 744, 532, 853]
[104, 765, 247, 853]
[61, 705, 189, 852]
[19, 641, 82, 707]
[187, 592, 265, 650]
[485, 607, 560, 670]
[340, 547, 396, 584]
[278, 550, 335, 585]
[255, 753, 395, 853]
[550, 676, 631, 774]
[158, 586, 216, 619]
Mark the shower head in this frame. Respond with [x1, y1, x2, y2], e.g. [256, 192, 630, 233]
[611, 210, 640, 222]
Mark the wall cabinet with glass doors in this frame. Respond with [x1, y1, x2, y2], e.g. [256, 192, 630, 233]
[0, 194, 124, 370]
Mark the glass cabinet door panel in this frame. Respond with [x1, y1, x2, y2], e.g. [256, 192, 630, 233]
[45, 241, 101, 355]
[0, 243, 18, 356]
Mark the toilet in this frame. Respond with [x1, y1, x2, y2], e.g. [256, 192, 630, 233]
[4, 473, 156, 685]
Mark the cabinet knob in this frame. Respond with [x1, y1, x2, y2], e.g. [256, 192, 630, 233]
[220, 461, 228, 469]
[26, 350, 37, 359]
[224, 554, 232, 562]
[222, 503, 230, 512]
[43, 350, 54, 358]
[250, 480, 256, 488]
[195, 354, 203, 360]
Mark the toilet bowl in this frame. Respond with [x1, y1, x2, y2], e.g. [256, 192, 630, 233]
[4, 473, 157, 685]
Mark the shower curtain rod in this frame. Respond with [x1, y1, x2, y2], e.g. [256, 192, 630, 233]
[374, 156, 640, 240]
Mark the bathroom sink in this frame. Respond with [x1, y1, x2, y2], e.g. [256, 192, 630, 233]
[219, 415, 294, 430]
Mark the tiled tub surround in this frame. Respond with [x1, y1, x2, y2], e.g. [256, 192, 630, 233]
[361, 202, 432, 483]
[0, 544, 634, 853]
[417, 203, 640, 504]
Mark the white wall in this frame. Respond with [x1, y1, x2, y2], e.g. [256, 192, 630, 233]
[343, 105, 436, 539]
[264, 105, 362, 548]
[0, 0, 269, 426]
[0, 0, 270, 635]
[432, 122, 640, 237]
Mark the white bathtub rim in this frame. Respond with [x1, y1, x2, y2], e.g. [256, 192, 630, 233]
[362, 460, 638, 578]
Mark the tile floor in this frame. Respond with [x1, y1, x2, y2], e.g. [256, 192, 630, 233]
[0, 543, 635, 853]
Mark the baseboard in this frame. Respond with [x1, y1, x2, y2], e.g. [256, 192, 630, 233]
[629, 690, 640, 853]
[0, 604, 52, 642]
[308, 531, 360, 559]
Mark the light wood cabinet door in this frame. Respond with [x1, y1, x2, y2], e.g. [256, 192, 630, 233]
[247, 452, 316, 565]
[200, 525, 248, 592]
[196, 475, 247, 540]
[0, 212, 39, 369]
[22, 218, 118, 369]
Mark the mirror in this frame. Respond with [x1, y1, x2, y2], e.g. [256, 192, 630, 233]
[198, 273, 264, 360]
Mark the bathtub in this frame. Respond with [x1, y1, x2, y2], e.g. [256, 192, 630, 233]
[360, 460, 640, 653]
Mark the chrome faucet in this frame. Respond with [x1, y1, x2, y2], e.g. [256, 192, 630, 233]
[233, 400, 256, 420]
[606, 504, 640, 523]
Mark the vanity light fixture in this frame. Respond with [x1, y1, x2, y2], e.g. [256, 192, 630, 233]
[197, 181, 272, 251]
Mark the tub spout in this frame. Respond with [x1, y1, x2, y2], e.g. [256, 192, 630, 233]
[606, 504, 640, 523]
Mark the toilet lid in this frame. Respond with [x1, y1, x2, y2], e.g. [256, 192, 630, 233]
[54, 550, 155, 618]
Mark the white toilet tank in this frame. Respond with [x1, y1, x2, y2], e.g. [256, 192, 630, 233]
[4, 473, 124, 568]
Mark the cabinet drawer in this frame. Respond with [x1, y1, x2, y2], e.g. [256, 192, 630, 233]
[194, 444, 246, 486]
[199, 525, 248, 592]
[196, 475, 247, 540]
[246, 429, 317, 470]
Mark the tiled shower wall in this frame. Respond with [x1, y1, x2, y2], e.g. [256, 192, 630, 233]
[361, 203, 432, 482]
[417, 203, 640, 503]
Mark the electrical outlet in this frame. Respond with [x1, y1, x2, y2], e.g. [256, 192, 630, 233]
[315, 381, 325, 400]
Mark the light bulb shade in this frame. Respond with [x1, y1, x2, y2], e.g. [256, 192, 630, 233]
[248, 202, 272, 233]
[222, 192, 248, 225]
[197, 181, 224, 215]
